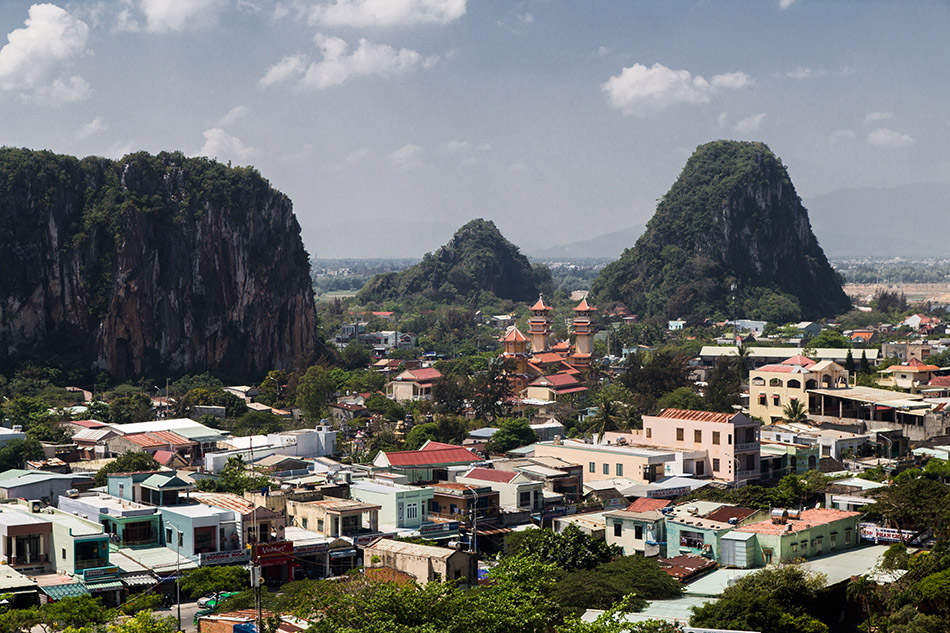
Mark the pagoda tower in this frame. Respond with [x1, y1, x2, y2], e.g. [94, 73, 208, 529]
[527, 295, 553, 354]
[571, 297, 596, 367]
[500, 326, 531, 393]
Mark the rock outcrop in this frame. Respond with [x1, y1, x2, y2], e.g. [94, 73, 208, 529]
[0, 148, 316, 378]
[593, 141, 850, 323]
[358, 218, 550, 305]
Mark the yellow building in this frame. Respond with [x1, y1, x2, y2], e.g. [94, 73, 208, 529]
[749, 355, 848, 424]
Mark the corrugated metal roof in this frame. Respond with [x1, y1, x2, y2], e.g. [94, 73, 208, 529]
[42, 583, 89, 600]
[383, 447, 480, 467]
[657, 409, 735, 424]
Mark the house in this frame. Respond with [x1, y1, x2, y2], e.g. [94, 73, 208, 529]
[492, 456, 583, 503]
[523, 372, 588, 402]
[372, 445, 481, 483]
[636, 408, 762, 485]
[0, 470, 95, 506]
[223, 385, 260, 402]
[534, 438, 681, 485]
[456, 467, 544, 512]
[880, 357, 940, 392]
[58, 492, 161, 549]
[428, 482, 500, 523]
[664, 501, 764, 561]
[668, 320, 686, 331]
[105, 418, 229, 460]
[285, 497, 381, 540]
[107, 471, 195, 506]
[732, 508, 863, 566]
[159, 503, 242, 564]
[759, 440, 821, 480]
[204, 426, 337, 474]
[604, 497, 670, 556]
[823, 477, 885, 512]
[761, 422, 870, 461]
[881, 342, 932, 363]
[902, 314, 941, 331]
[749, 356, 849, 423]
[362, 538, 477, 586]
[386, 367, 442, 402]
[349, 479, 434, 530]
[794, 321, 822, 339]
[106, 431, 197, 465]
[191, 492, 286, 546]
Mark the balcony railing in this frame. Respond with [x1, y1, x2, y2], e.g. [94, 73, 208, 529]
[736, 469, 758, 478]
[735, 442, 760, 452]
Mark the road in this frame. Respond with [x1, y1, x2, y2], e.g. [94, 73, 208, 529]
[154, 600, 200, 631]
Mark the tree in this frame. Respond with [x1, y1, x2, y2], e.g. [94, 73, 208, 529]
[228, 410, 283, 436]
[108, 610, 178, 633]
[704, 358, 740, 413]
[505, 525, 620, 571]
[297, 365, 336, 422]
[473, 357, 514, 422]
[180, 565, 249, 598]
[404, 422, 438, 450]
[621, 350, 691, 416]
[859, 350, 871, 376]
[782, 399, 808, 424]
[0, 439, 45, 472]
[845, 349, 856, 374]
[808, 329, 851, 349]
[486, 419, 537, 453]
[108, 393, 153, 424]
[588, 396, 627, 438]
[196, 455, 270, 495]
[432, 375, 472, 415]
[94, 451, 160, 486]
[554, 555, 682, 613]
[655, 387, 704, 413]
[690, 566, 828, 633]
[39, 595, 111, 631]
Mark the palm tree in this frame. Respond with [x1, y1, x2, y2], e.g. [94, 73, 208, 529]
[589, 395, 627, 439]
[783, 399, 808, 424]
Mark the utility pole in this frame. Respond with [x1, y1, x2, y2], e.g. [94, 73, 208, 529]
[251, 564, 263, 633]
[175, 527, 181, 632]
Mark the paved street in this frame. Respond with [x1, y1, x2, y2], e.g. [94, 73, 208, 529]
[154, 600, 200, 632]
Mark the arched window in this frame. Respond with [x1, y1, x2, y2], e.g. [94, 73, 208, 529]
[769, 378, 782, 387]
[752, 377, 766, 386]
[821, 375, 833, 388]
[787, 379, 801, 389]
[806, 379, 818, 390]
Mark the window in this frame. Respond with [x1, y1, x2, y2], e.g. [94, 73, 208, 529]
[728, 434, 732, 444]
[712, 431, 720, 445]
[603, 463, 609, 475]
[646, 428, 652, 439]
[758, 394, 766, 405]
[772, 395, 781, 406]
[680, 530, 704, 549]
[694, 430, 702, 443]
[846, 529, 852, 545]
[166, 528, 172, 544]
[614, 522, 622, 537]
[61, 548, 66, 560]
[634, 525, 643, 540]
[616, 463, 623, 476]
[519, 492, 531, 507]
[407, 503, 419, 520]
[830, 533, 837, 549]
[791, 542, 798, 554]
[317, 519, 324, 532]
[764, 548, 773, 564]
[695, 461, 705, 476]
[589, 462, 595, 473]
[676, 428, 684, 441]
[118, 484, 125, 497]
[301, 518, 308, 529]
[800, 540, 808, 554]
[713, 458, 720, 472]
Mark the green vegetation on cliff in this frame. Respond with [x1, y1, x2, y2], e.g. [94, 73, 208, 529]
[357, 219, 551, 306]
[593, 141, 850, 323]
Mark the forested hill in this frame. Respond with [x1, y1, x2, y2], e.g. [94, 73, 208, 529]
[0, 148, 317, 379]
[357, 219, 550, 305]
[592, 140, 850, 324]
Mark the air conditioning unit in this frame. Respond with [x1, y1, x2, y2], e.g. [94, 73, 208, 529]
[30, 501, 41, 513]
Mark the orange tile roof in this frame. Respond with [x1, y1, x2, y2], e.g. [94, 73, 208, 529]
[781, 354, 815, 367]
[625, 497, 671, 513]
[885, 358, 939, 372]
[735, 508, 861, 535]
[573, 298, 596, 311]
[530, 296, 552, 311]
[656, 408, 736, 423]
[501, 327, 529, 343]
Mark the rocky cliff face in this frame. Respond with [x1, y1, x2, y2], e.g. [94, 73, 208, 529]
[0, 149, 316, 379]
[593, 141, 850, 323]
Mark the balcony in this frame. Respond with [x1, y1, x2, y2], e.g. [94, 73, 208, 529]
[735, 442, 760, 452]
[736, 469, 758, 479]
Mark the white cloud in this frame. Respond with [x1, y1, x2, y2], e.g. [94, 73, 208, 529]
[0, 4, 90, 99]
[345, 147, 371, 163]
[309, 0, 466, 28]
[597, 46, 610, 57]
[828, 129, 855, 145]
[261, 35, 436, 90]
[864, 111, 893, 124]
[217, 105, 250, 126]
[445, 139, 491, 152]
[867, 128, 914, 148]
[114, 6, 140, 32]
[388, 143, 422, 166]
[602, 63, 750, 116]
[717, 111, 727, 128]
[734, 113, 766, 133]
[199, 128, 259, 160]
[77, 116, 106, 140]
[710, 71, 753, 89]
[519, 13, 534, 24]
[785, 66, 813, 80]
[779, 0, 796, 9]
[139, 0, 228, 33]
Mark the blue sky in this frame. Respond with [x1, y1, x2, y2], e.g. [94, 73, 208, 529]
[0, 0, 946, 257]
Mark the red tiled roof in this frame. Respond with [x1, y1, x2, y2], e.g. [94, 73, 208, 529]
[383, 447, 480, 467]
[539, 372, 580, 387]
[886, 358, 939, 372]
[420, 441, 459, 451]
[152, 450, 179, 466]
[704, 506, 757, 523]
[928, 376, 950, 387]
[69, 419, 106, 428]
[553, 386, 588, 395]
[755, 365, 799, 373]
[461, 467, 517, 483]
[657, 408, 735, 424]
[735, 508, 861, 535]
[782, 354, 815, 367]
[530, 297, 552, 311]
[535, 352, 567, 364]
[123, 431, 194, 448]
[625, 497, 671, 513]
[573, 298, 596, 312]
[501, 327, 529, 343]
[405, 368, 442, 382]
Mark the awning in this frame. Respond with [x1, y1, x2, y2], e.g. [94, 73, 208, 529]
[42, 584, 90, 600]
[330, 549, 357, 559]
[84, 580, 124, 593]
[122, 575, 156, 587]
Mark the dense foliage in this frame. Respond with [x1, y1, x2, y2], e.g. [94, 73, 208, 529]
[357, 219, 552, 306]
[592, 141, 850, 323]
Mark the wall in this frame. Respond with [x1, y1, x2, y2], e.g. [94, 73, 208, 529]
[534, 442, 668, 485]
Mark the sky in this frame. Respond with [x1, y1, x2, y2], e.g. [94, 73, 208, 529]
[1, 0, 948, 258]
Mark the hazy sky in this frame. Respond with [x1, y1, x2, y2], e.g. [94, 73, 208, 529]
[1, 1, 947, 257]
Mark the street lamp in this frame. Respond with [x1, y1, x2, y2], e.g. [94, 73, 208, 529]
[469, 488, 479, 555]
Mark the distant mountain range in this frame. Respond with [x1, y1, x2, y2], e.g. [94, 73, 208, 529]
[528, 182, 950, 261]
[528, 226, 644, 260]
[804, 183, 950, 258]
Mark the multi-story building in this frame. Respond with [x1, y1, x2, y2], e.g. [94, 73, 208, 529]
[749, 356, 849, 423]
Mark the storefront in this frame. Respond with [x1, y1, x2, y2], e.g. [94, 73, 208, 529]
[252, 541, 293, 583]
[78, 565, 124, 606]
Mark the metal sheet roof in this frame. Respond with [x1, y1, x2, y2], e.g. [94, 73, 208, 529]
[42, 583, 89, 600]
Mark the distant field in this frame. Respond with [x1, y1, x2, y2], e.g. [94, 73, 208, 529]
[316, 290, 358, 302]
[845, 283, 950, 304]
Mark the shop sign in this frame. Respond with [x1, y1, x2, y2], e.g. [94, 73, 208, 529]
[294, 542, 330, 555]
[253, 541, 293, 560]
[82, 566, 119, 580]
[859, 523, 917, 543]
[199, 549, 250, 565]
[648, 487, 689, 499]
[353, 532, 396, 547]
[418, 521, 459, 536]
